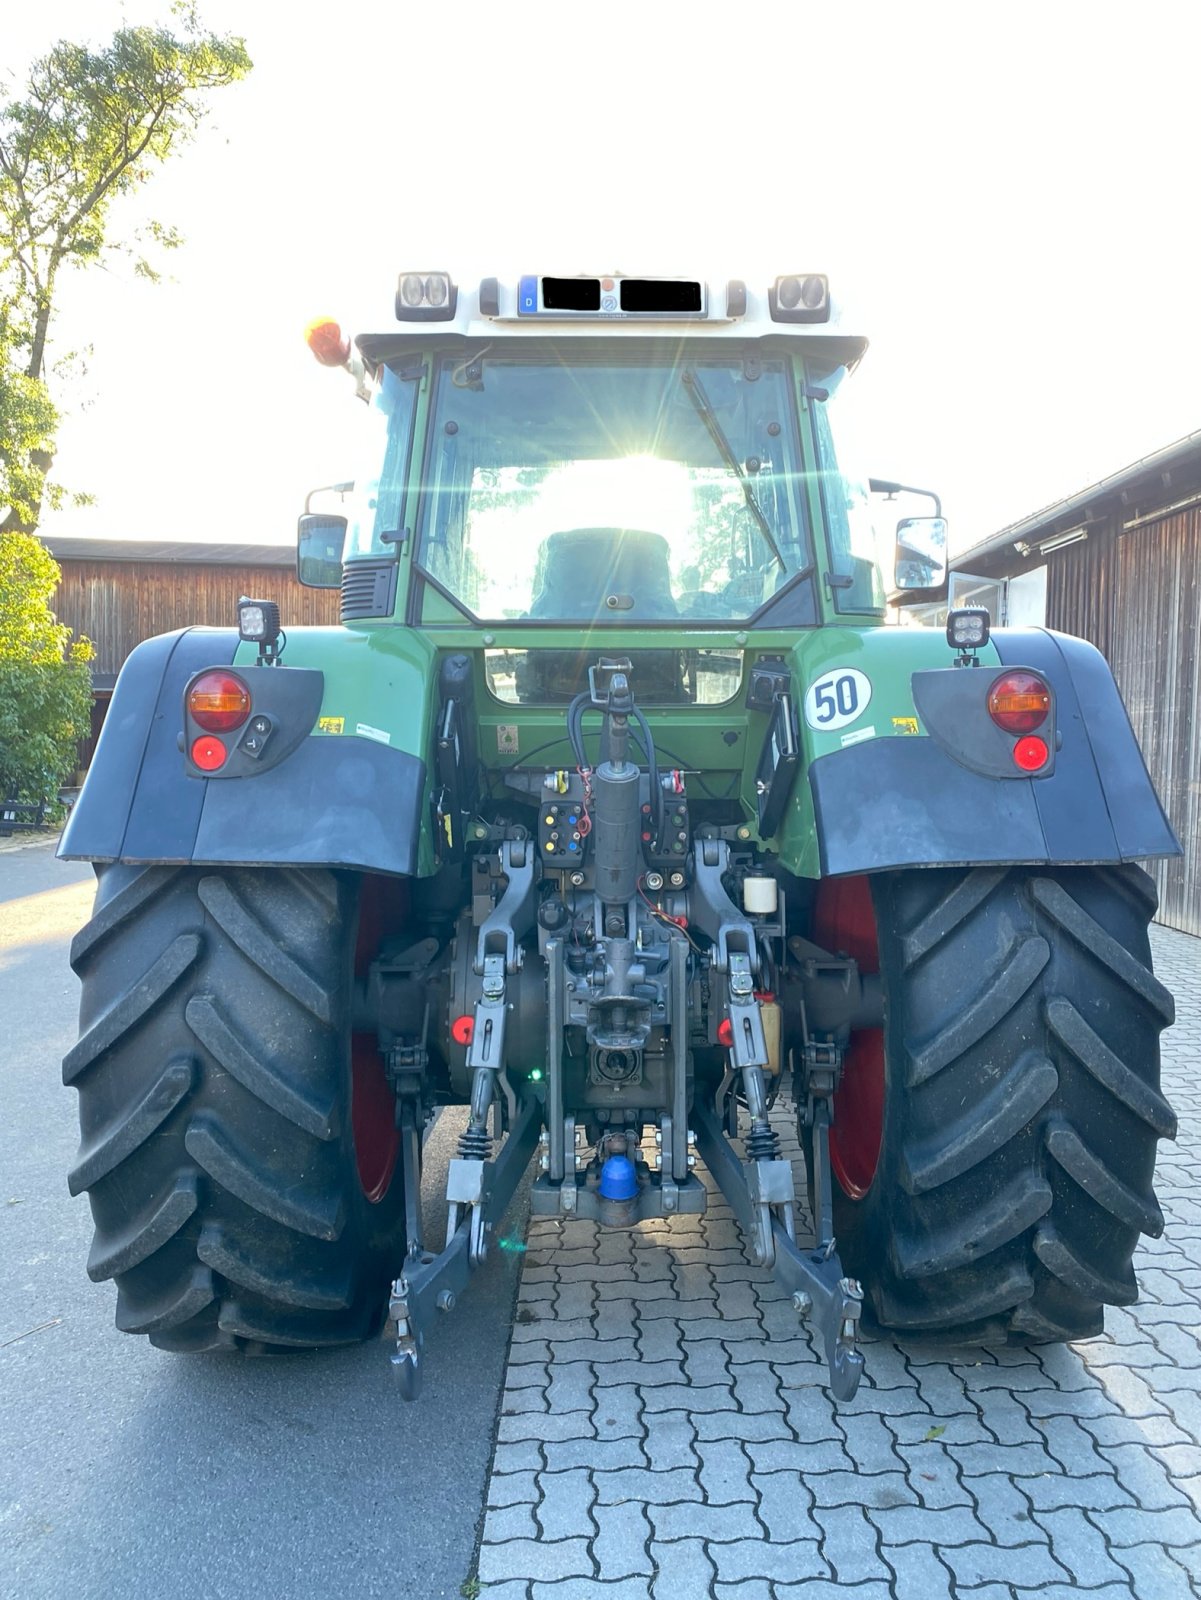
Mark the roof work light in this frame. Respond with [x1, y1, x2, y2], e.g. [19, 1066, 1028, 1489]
[395, 271, 457, 321]
[238, 596, 283, 664]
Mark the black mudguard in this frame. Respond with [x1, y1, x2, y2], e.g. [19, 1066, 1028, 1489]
[59, 628, 425, 876]
[809, 628, 1180, 877]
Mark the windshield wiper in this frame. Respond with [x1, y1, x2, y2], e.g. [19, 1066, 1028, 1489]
[681, 368, 786, 572]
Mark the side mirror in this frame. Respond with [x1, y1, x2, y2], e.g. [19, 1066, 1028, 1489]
[297, 513, 346, 589]
[894, 515, 948, 591]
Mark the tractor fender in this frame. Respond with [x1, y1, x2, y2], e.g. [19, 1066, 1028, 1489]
[59, 627, 426, 876]
[808, 627, 1179, 877]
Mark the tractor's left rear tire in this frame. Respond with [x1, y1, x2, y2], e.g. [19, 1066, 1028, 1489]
[807, 865, 1176, 1344]
[65, 863, 409, 1354]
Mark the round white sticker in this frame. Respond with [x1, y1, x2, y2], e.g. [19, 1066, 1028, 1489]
[803, 667, 873, 732]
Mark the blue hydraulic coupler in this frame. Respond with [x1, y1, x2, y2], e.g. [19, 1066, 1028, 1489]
[598, 1152, 639, 1228]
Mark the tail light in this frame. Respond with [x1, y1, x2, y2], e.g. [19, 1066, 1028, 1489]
[988, 672, 1050, 734]
[188, 671, 251, 733]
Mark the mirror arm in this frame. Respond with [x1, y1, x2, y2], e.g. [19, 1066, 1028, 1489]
[869, 478, 943, 518]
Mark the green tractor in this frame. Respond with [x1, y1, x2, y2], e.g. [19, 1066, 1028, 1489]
[61, 271, 1179, 1400]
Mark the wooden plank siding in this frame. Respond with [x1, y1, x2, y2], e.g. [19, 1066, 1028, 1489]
[51, 558, 340, 679]
[1047, 508, 1200, 936]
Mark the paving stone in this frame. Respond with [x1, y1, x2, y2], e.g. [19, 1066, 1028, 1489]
[863, 1501, 987, 1548]
[839, 1410, 906, 1474]
[545, 1363, 595, 1415]
[635, 1318, 684, 1363]
[681, 1339, 732, 1386]
[892, 1440, 972, 1508]
[641, 1413, 699, 1473]
[509, 1339, 553, 1366]
[743, 1437, 851, 1476]
[553, 1282, 597, 1321]
[592, 1466, 701, 1506]
[1081, 1411, 1190, 1448]
[727, 1361, 782, 1413]
[1023, 1472, 1134, 1512]
[1109, 1543, 1198, 1600]
[501, 1385, 549, 1416]
[503, 1361, 549, 1390]
[1093, 1503, 1201, 1548]
[981, 1393, 1049, 1445]
[595, 1274, 675, 1301]
[707, 1538, 828, 1583]
[810, 1502, 890, 1583]
[1025, 1410, 1117, 1475]
[1027, 1507, 1133, 1590]
[774, 1585, 892, 1600]
[809, 1470, 916, 1510]
[940, 1539, 1071, 1589]
[694, 1438, 755, 1506]
[475, 1583, 528, 1600]
[536, 1468, 596, 1542]
[1102, 1440, 1190, 1508]
[947, 1439, 1061, 1477]
[589, 1500, 654, 1578]
[714, 1582, 774, 1600]
[491, 1440, 545, 1474]
[592, 1358, 682, 1388]
[645, 1494, 763, 1542]
[477, 1538, 592, 1585]
[1006, 1588, 1133, 1600]
[529, 1581, 650, 1600]
[498, 1409, 593, 1444]
[542, 1435, 645, 1473]
[481, 1501, 540, 1543]
[693, 1409, 792, 1443]
[880, 1542, 956, 1600]
[961, 1472, 1040, 1548]
[750, 1471, 821, 1544]
[593, 1383, 642, 1440]
[487, 1470, 540, 1507]
[647, 1538, 715, 1599]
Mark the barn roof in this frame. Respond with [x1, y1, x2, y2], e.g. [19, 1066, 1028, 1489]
[41, 536, 295, 567]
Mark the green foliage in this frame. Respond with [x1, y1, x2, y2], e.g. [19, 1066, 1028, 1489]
[0, 531, 93, 801]
[0, 5, 251, 529]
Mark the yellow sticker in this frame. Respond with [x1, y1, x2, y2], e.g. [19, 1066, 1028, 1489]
[891, 716, 920, 735]
[317, 716, 345, 734]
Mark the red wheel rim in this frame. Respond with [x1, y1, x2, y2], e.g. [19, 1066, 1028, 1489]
[812, 875, 884, 1200]
[351, 876, 402, 1204]
[352, 1034, 400, 1203]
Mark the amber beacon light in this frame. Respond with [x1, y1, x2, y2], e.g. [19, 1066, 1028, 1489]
[304, 317, 351, 367]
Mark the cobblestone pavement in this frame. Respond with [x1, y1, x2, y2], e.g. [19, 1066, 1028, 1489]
[474, 925, 1201, 1599]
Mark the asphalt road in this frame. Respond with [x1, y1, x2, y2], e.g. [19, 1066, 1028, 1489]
[0, 840, 525, 1600]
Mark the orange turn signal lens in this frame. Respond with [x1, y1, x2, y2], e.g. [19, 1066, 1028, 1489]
[188, 671, 251, 733]
[191, 735, 228, 771]
[304, 316, 351, 367]
[988, 672, 1051, 734]
[1013, 735, 1050, 771]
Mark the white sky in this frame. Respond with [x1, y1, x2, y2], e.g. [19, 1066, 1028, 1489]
[5, 0, 1200, 556]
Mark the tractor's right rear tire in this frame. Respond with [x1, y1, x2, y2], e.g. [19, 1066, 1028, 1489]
[812, 865, 1177, 1343]
[65, 863, 409, 1354]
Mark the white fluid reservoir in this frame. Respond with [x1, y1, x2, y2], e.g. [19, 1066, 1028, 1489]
[743, 876, 778, 915]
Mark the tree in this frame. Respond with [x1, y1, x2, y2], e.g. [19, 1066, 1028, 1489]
[0, 5, 251, 530]
[0, 531, 93, 804]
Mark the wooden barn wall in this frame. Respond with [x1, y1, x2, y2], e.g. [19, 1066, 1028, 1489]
[51, 559, 341, 678]
[1044, 518, 1119, 661]
[1107, 508, 1201, 937]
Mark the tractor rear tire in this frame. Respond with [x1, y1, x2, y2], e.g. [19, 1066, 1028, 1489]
[65, 864, 409, 1353]
[813, 865, 1176, 1343]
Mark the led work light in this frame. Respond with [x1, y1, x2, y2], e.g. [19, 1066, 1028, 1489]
[394, 271, 457, 321]
[946, 607, 991, 657]
[237, 596, 283, 664]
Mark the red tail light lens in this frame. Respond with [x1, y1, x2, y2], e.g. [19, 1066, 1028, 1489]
[188, 671, 251, 732]
[1013, 735, 1050, 771]
[988, 672, 1050, 734]
[191, 735, 228, 771]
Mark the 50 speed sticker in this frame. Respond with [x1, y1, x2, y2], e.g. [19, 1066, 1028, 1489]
[803, 667, 872, 732]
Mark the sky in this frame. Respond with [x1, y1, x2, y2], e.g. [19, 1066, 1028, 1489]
[5, 0, 1200, 557]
